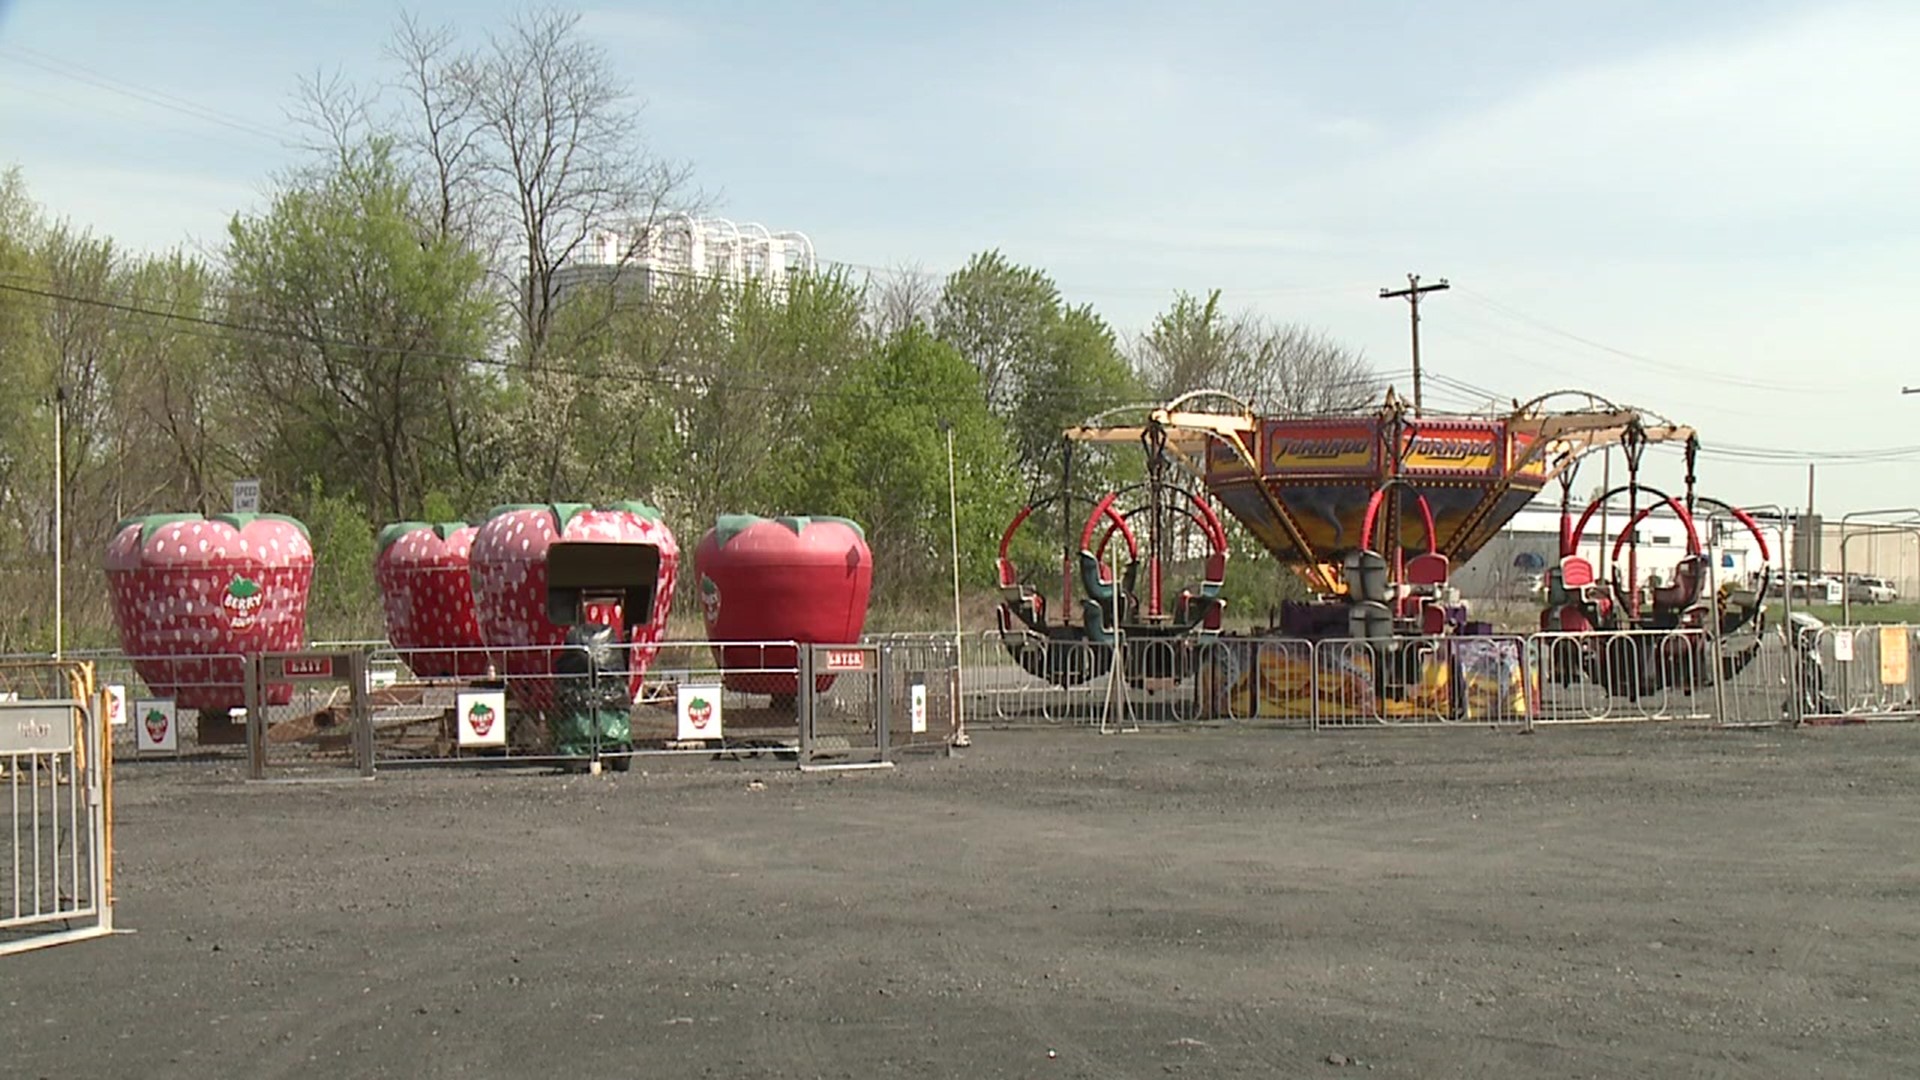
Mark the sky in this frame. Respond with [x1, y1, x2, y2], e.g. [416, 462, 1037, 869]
[3, 0, 1917, 515]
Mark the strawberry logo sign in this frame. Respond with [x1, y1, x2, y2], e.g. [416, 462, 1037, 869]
[223, 575, 264, 629]
[699, 575, 722, 623]
[455, 691, 508, 748]
[134, 697, 177, 752]
[143, 707, 169, 744]
[676, 685, 724, 740]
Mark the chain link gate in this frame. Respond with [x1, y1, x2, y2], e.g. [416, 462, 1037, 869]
[1, 659, 113, 956]
[243, 651, 374, 779]
[799, 645, 889, 768]
[875, 636, 960, 754]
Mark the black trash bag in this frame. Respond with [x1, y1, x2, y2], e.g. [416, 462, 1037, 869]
[551, 623, 633, 759]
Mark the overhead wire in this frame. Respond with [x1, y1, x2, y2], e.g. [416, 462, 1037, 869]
[0, 44, 293, 147]
[0, 275, 1395, 419]
[1454, 286, 1847, 396]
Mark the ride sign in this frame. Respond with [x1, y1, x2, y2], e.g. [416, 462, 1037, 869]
[267, 652, 350, 681]
[1401, 423, 1501, 476]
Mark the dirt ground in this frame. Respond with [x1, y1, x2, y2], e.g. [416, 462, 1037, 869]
[8, 724, 1920, 1079]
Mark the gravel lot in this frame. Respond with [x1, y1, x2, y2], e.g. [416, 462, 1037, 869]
[8, 723, 1920, 1078]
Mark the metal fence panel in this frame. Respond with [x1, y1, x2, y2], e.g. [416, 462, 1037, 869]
[874, 635, 960, 755]
[1802, 624, 1920, 723]
[1531, 629, 1716, 724]
[962, 631, 1115, 726]
[2, 688, 111, 956]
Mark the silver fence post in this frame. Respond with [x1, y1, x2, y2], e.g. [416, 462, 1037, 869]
[1309, 639, 1322, 733]
[245, 654, 265, 781]
[1706, 552, 1730, 726]
[351, 651, 374, 778]
[88, 701, 111, 933]
[797, 645, 815, 765]
[874, 643, 891, 763]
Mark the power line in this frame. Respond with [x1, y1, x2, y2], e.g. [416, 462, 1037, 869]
[0, 44, 292, 146]
[1455, 286, 1844, 396]
[6, 275, 1379, 418]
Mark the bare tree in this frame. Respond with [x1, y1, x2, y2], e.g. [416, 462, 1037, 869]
[1133, 289, 1378, 414]
[287, 69, 379, 176]
[867, 262, 940, 338]
[386, 14, 487, 245]
[461, 9, 695, 363]
[321, 9, 703, 366]
[1241, 321, 1379, 416]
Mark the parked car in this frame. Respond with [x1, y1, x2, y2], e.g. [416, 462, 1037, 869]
[1846, 576, 1897, 604]
[1787, 572, 1844, 604]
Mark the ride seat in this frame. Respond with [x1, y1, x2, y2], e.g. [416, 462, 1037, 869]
[1560, 556, 1596, 589]
[1653, 556, 1705, 611]
[1420, 601, 1448, 636]
[1556, 606, 1594, 633]
[996, 556, 1047, 629]
[1406, 553, 1451, 590]
[1078, 550, 1115, 601]
[1198, 551, 1227, 599]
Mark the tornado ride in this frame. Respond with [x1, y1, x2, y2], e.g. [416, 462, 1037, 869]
[991, 389, 1768, 722]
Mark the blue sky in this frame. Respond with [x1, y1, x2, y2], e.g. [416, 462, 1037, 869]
[3, 0, 1917, 513]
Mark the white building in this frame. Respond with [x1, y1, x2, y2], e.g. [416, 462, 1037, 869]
[548, 216, 818, 308]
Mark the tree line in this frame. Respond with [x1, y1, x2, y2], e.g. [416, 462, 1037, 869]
[0, 9, 1378, 650]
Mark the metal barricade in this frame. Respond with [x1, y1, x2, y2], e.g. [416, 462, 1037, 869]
[874, 634, 960, 755]
[1, 658, 112, 956]
[1531, 629, 1714, 724]
[1310, 637, 1446, 728]
[622, 639, 806, 762]
[962, 631, 1120, 726]
[55, 650, 253, 758]
[1306, 636, 1533, 729]
[360, 640, 809, 767]
[1801, 624, 1920, 724]
[1709, 625, 1792, 728]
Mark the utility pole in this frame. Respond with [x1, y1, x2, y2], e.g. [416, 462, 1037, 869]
[1805, 463, 1817, 575]
[53, 383, 64, 659]
[1379, 273, 1449, 416]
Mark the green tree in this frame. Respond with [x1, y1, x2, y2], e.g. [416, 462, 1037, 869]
[934, 251, 1138, 491]
[932, 250, 1060, 415]
[787, 325, 1015, 605]
[298, 478, 381, 640]
[1007, 302, 1140, 491]
[0, 168, 53, 649]
[223, 139, 497, 522]
[512, 267, 870, 527]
